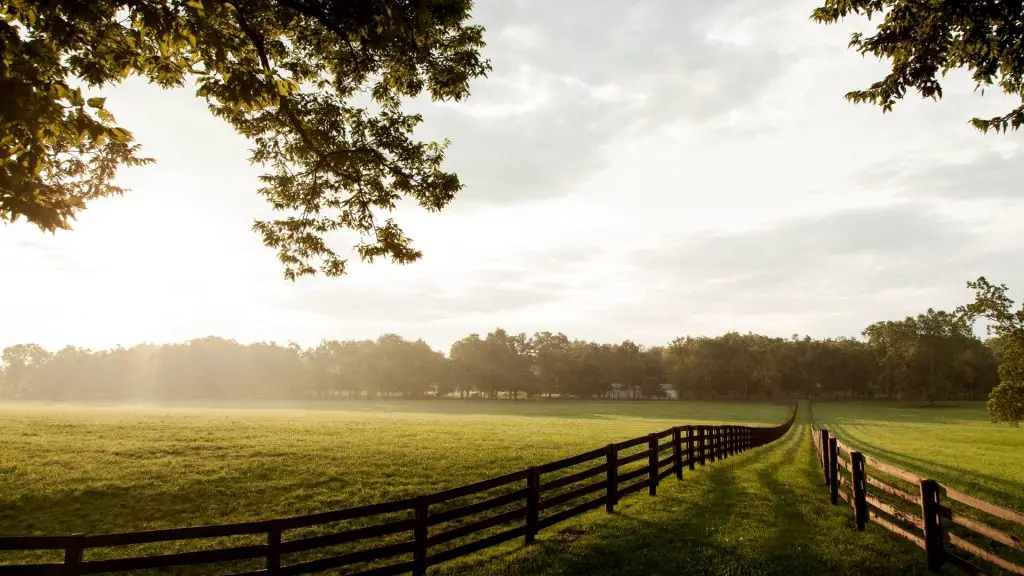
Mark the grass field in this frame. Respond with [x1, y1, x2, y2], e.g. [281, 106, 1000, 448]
[435, 405, 936, 575]
[0, 400, 968, 574]
[810, 401, 1024, 511]
[0, 402, 785, 546]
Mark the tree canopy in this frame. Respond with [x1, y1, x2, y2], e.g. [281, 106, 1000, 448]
[958, 277, 1024, 425]
[1, 307, 1002, 403]
[812, 0, 1024, 132]
[1, 0, 489, 278]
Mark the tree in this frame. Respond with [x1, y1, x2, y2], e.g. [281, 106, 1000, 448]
[812, 1, 1024, 132]
[958, 277, 1024, 425]
[986, 381, 1024, 427]
[639, 346, 665, 399]
[1, 343, 51, 397]
[561, 342, 607, 398]
[612, 340, 645, 399]
[449, 330, 534, 399]
[530, 331, 572, 398]
[863, 308, 988, 403]
[2, 0, 490, 279]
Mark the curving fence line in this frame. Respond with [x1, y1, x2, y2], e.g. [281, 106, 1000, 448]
[0, 405, 796, 576]
[810, 410, 1024, 575]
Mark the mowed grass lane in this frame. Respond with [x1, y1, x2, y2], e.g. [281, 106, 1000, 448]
[0, 400, 786, 568]
[435, 404, 934, 576]
[811, 402, 1024, 511]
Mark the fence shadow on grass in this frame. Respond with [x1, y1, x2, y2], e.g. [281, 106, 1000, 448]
[827, 429, 1024, 511]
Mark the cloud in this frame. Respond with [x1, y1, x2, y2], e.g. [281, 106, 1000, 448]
[862, 145, 1024, 202]
[607, 201, 1024, 339]
[411, 0, 787, 206]
[280, 246, 602, 327]
[4, 240, 82, 272]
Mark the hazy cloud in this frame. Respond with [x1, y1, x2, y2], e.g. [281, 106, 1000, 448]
[418, 0, 786, 206]
[863, 147, 1024, 202]
[609, 202, 1024, 339]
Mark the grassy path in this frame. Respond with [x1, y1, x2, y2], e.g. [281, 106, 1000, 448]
[439, 403, 933, 576]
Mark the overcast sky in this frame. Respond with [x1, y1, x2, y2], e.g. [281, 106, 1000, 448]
[3, 0, 1023, 353]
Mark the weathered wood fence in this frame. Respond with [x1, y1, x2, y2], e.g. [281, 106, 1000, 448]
[0, 408, 795, 575]
[811, 423, 1024, 575]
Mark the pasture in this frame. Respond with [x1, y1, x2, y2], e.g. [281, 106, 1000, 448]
[0, 401, 785, 564]
[1, 400, 942, 575]
[810, 401, 1024, 511]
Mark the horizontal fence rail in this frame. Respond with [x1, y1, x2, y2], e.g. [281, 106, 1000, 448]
[0, 406, 796, 575]
[810, 407, 1024, 576]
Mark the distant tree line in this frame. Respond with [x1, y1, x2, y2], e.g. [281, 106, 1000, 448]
[0, 305, 1008, 405]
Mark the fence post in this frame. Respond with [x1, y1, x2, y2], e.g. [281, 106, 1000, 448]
[64, 535, 84, 576]
[413, 497, 428, 576]
[721, 427, 728, 459]
[526, 467, 540, 544]
[851, 451, 867, 531]
[828, 437, 839, 505]
[606, 443, 618, 513]
[648, 433, 658, 496]
[699, 426, 706, 466]
[710, 427, 717, 463]
[820, 429, 831, 486]
[672, 427, 683, 480]
[687, 426, 695, 470]
[267, 525, 281, 573]
[920, 479, 944, 573]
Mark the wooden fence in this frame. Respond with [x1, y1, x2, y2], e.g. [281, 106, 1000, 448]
[810, 423, 1024, 575]
[0, 408, 795, 575]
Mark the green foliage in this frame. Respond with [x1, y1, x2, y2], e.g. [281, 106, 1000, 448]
[812, 0, 1024, 132]
[862, 308, 994, 403]
[5, 282, 1015, 404]
[1, 0, 489, 278]
[0, 342, 50, 397]
[986, 381, 1024, 427]
[0, 400, 787, 567]
[3, 317, 1000, 403]
[958, 277, 1024, 425]
[449, 330, 537, 398]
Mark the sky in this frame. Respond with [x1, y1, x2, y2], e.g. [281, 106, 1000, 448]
[3, 0, 1024, 354]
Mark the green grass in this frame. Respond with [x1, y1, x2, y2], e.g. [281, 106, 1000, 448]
[810, 401, 1024, 511]
[435, 405, 935, 575]
[0, 401, 784, 562]
[0, 400, 945, 574]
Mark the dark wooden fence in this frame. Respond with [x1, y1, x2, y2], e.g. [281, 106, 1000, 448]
[0, 409, 795, 576]
[811, 423, 1024, 575]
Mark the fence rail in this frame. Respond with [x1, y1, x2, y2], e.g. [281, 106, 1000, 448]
[0, 407, 796, 575]
[810, 412, 1024, 575]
